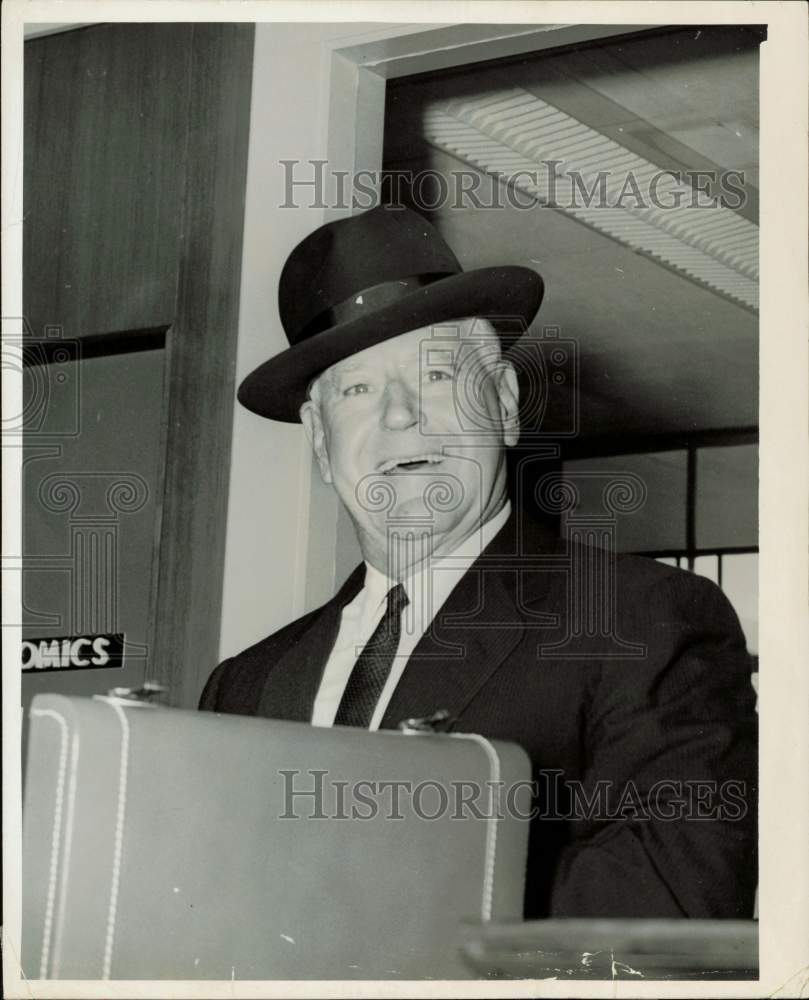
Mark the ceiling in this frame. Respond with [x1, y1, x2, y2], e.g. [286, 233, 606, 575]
[383, 25, 762, 443]
[23, 23, 94, 39]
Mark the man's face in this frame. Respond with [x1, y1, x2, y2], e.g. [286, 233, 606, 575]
[300, 318, 520, 566]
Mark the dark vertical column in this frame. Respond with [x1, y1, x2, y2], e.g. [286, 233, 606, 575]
[686, 445, 697, 571]
[152, 24, 255, 707]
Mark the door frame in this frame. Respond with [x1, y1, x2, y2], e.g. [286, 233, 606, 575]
[303, 21, 657, 610]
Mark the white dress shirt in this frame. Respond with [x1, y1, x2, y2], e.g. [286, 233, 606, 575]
[311, 502, 512, 730]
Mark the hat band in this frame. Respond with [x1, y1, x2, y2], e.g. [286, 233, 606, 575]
[296, 272, 454, 341]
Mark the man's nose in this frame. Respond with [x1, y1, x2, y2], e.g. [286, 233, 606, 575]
[381, 379, 420, 430]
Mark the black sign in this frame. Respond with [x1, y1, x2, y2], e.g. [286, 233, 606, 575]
[22, 634, 125, 673]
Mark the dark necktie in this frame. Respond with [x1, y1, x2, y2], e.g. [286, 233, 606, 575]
[333, 583, 409, 728]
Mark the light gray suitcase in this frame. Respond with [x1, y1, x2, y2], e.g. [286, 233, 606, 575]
[23, 693, 531, 980]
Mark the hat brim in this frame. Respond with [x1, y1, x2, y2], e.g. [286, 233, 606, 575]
[238, 265, 544, 422]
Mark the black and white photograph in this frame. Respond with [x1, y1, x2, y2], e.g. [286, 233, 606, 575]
[2, 2, 807, 996]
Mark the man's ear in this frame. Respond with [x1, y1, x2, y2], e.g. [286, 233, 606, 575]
[495, 358, 520, 447]
[300, 398, 333, 484]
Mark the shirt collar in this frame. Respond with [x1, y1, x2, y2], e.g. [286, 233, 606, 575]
[362, 500, 512, 613]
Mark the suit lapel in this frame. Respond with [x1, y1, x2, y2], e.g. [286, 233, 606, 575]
[380, 511, 560, 730]
[257, 564, 365, 721]
[256, 511, 561, 727]
[379, 566, 523, 729]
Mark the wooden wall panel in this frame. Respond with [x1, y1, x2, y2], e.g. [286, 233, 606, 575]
[24, 23, 255, 708]
[152, 24, 256, 707]
[24, 23, 192, 338]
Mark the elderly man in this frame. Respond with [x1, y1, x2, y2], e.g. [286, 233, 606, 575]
[200, 205, 757, 919]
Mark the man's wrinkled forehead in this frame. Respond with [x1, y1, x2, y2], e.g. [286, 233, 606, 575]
[309, 317, 499, 398]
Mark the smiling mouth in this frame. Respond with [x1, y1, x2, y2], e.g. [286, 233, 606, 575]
[377, 454, 445, 475]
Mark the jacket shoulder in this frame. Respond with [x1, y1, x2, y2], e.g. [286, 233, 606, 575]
[614, 552, 744, 626]
[198, 604, 325, 714]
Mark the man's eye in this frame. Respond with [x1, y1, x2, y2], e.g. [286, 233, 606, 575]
[343, 383, 371, 396]
[426, 369, 453, 383]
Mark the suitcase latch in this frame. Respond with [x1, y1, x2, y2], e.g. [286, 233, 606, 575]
[102, 680, 168, 704]
[398, 709, 454, 734]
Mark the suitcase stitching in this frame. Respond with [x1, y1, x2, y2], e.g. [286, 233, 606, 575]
[29, 707, 69, 979]
[50, 725, 80, 979]
[448, 732, 501, 923]
[100, 700, 131, 980]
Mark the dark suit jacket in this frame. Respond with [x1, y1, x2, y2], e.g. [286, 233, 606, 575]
[200, 511, 757, 919]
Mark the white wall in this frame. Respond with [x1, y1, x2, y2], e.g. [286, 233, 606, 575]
[219, 22, 402, 658]
[217, 20, 613, 659]
[220, 25, 333, 658]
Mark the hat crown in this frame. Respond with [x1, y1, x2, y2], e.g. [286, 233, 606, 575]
[279, 206, 462, 344]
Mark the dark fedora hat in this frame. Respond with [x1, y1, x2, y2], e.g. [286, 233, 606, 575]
[238, 205, 544, 422]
